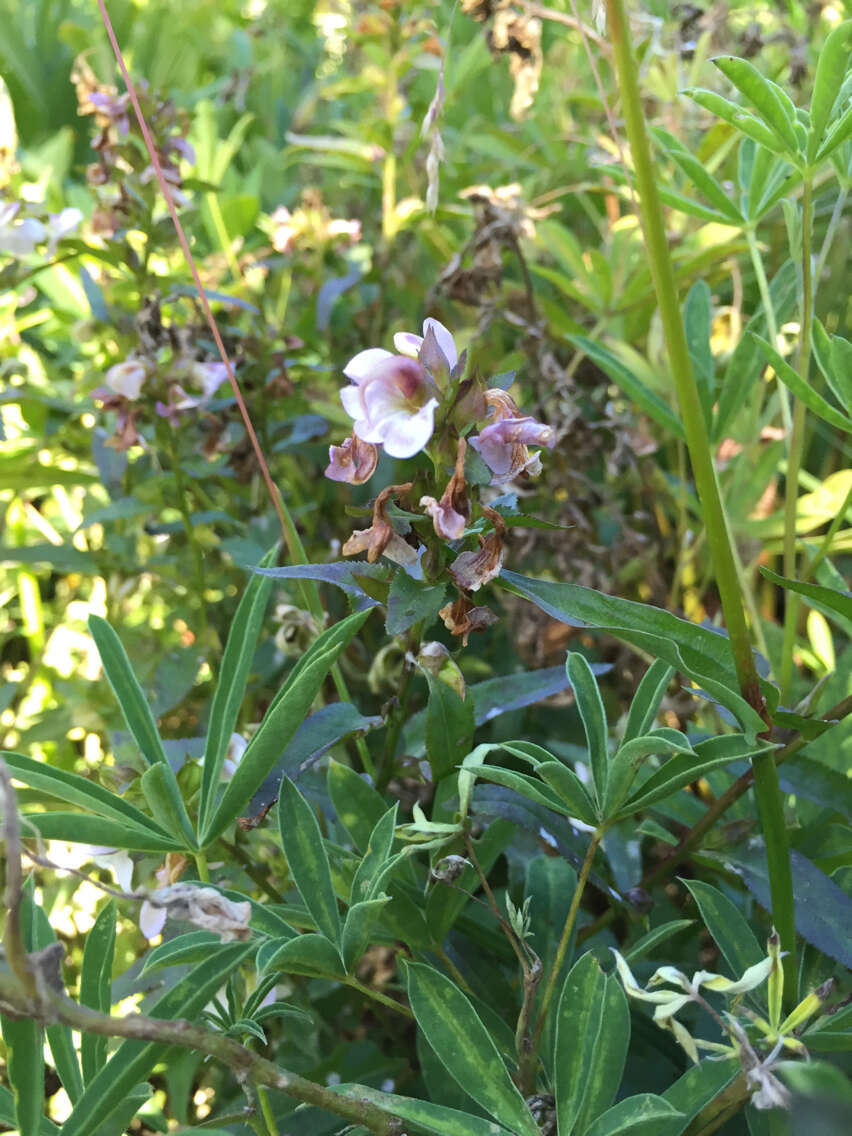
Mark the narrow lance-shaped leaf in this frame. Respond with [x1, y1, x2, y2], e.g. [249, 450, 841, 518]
[202, 608, 371, 843]
[582, 1094, 684, 1136]
[404, 962, 541, 1136]
[713, 56, 800, 154]
[80, 901, 116, 1084]
[759, 566, 852, 629]
[424, 673, 475, 781]
[652, 127, 744, 223]
[808, 20, 852, 163]
[21, 811, 183, 853]
[278, 776, 341, 946]
[566, 652, 609, 808]
[88, 615, 168, 767]
[199, 547, 275, 832]
[31, 905, 83, 1104]
[685, 88, 789, 154]
[623, 661, 674, 743]
[681, 879, 764, 991]
[749, 333, 852, 430]
[1, 882, 44, 1136]
[140, 763, 197, 850]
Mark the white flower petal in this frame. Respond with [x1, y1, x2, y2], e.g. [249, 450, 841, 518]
[139, 901, 167, 940]
[694, 956, 774, 995]
[342, 348, 393, 382]
[393, 332, 423, 357]
[381, 398, 438, 458]
[340, 384, 364, 419]
[423, 318, 458, 369]
[90, 848, 134, 893]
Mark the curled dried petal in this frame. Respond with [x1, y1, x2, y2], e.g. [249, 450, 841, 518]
[325, 433, 379, 485]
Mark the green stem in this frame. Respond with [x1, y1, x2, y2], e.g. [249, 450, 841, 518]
[780, 178, 814, 705]
[529, 828, 604, 1057]
[604, 0, 761, 711]
[745, 227, 791, 433]
[343, 976, 413, 1019]
[256, 1086, 278, 1136]
[194, 851, 211, 883]
[604, 0, 796, 997]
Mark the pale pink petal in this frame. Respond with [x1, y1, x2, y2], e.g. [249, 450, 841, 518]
[381, 398, 438, 458]
[343, 348, 393, 382]
[423, 318, 458, 369]
[340, 384, 365, 420]
[393, 332, 423, 357]
[420, 495, 467, 540]
[139, 901, 167, 940]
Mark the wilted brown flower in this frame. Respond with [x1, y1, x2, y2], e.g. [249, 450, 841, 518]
[439, 593, 499, 646]
[343, 483, 419, 566]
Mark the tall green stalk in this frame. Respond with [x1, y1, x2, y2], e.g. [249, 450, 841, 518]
[604, 0, 796, 995]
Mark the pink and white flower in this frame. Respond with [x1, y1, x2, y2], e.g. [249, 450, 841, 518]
[340, 351, 439, 459]
[0, 202, 46, 257]
[174, 361, 230, 409]
[338, 319, 457, 460]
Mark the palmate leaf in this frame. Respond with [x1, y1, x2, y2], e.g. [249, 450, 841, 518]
[713, 56, 801, 155]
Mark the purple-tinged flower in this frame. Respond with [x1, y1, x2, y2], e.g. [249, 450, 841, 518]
[105, 358, 148, 400]
[174, 361, 230, 409]
[420, 438, 470, 540]
[341, 351, 439, 459]
[325, 432, 379, 485]
[393, 317, 458, 375]
[469, 388, 554, 484]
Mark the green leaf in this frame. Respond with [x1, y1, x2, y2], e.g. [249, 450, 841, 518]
[199, 548, 275, 833]
[749, 333, 852, 432]
[140, 931, 223, 974]
[776, 756, 852, 821]
[425, 673, 475, 781]
[330, 1084, 516, 1136]
[566, 336, 685, 440]
[685, 88, 789, 154]
[350, 804, 398, 904]
[0, 751, 170, 834]
[759, 567, 852, 631]
[0, 1087, 57, 1136]
[502, 572, 768, 737]
[555, 953, 630, 1135]
[536, 762, 599, 825]
[583, 1094, 684, 1136]
[604, 734, 694, 820]
[663, 1058, 740, 1128]
[61, 943, 254, 1136]
[342, 896, 392, 971]
[566, 653, 609, 807]
[714, 260, 798, 440]
[652, 128, 744, 223]
[621, 734, 774, 815]
[278, 777, 341, 945]
[812, 321, 852, 411]
[140, 763, 197, 850]
[684, 281, 715, 428]
[31, 905, 83, 1104]
[656, 184, 732, 223]
[0, 1017, 43, 1136]
[624, 920, 694, 963]
[404, 961, 540, 1136]
[22, 811, 182, 852]
[88, 615, 168, 767]
[80, 901, 116, 1085]
[623, 662, 674, 743]
[808, 20, 852, 163]
[713, 57, 800, 154]
[327, 758, 388, 852]
[816, 100, 852, 163]
[259, 932, 345, 978]
[682, 879, 764, 987]
[202, 608, 371, 843]
[472, 762, 575, 816]
[386, 572, 446, 636]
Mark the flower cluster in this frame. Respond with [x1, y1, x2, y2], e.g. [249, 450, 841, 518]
[325, 317, 555, 629]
